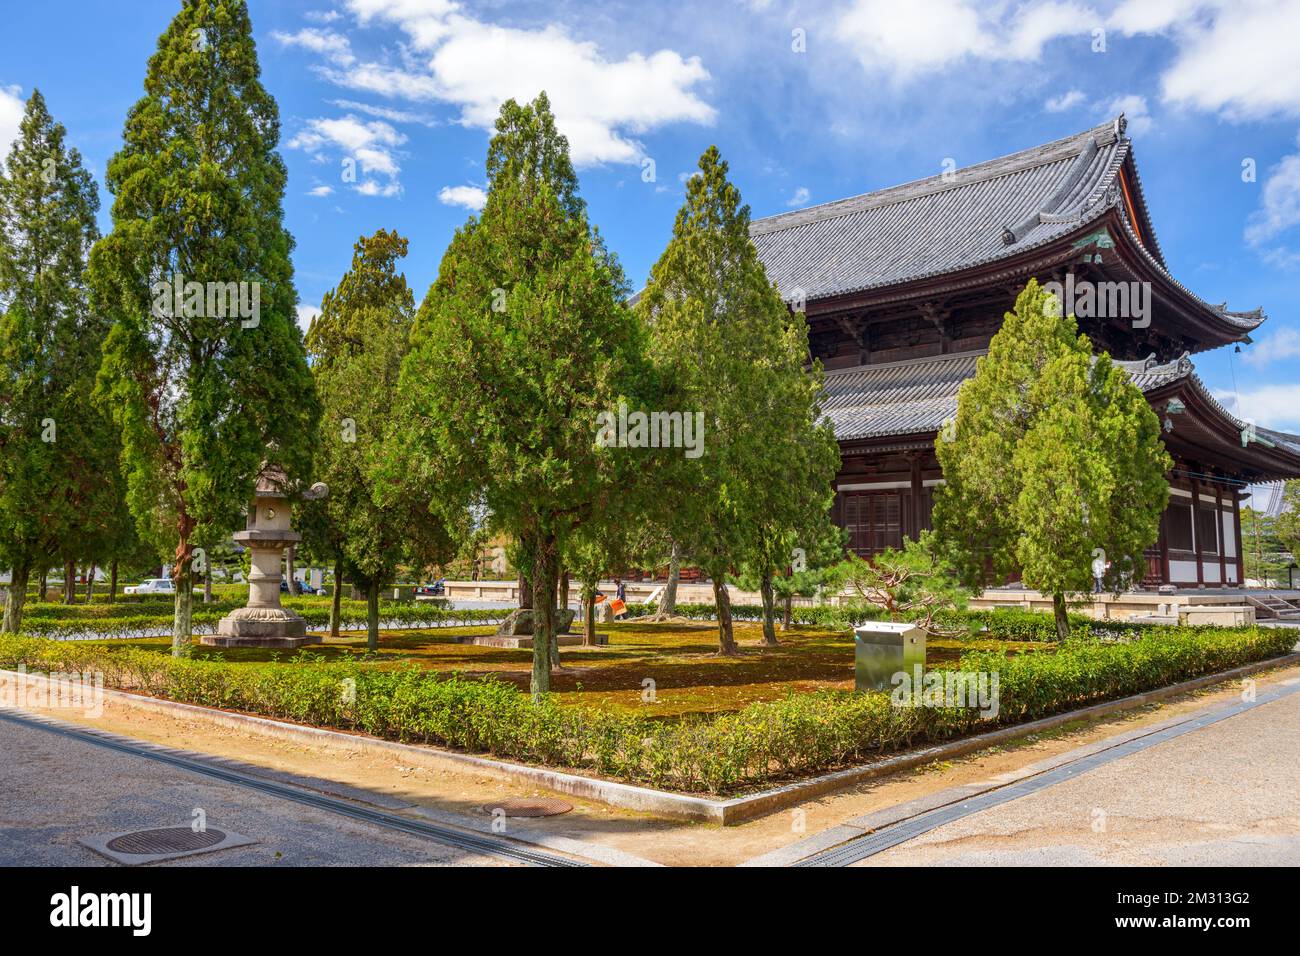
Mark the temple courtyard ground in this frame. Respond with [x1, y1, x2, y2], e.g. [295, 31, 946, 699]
[104, 620, 1052, 717]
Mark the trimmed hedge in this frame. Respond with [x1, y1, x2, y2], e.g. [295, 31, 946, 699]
[14, 600, 502, 641]
[1, 625, 1292, 794]
[627, 601, 1239, 642]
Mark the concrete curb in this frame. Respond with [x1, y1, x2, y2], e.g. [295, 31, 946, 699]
[4, 651, 1297, 826]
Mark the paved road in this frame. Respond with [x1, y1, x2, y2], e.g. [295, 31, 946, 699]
[857, 681, 1300, 866]
[0, 715, 510, 867]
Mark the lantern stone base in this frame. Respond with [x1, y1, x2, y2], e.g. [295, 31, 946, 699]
[200, 607, 319, 649]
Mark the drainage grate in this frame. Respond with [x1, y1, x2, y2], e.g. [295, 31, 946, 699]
[106, 827, 227, 856]
[484, 797, 573, 818]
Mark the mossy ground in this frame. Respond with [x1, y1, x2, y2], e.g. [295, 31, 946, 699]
[100, 618, 1053, 718]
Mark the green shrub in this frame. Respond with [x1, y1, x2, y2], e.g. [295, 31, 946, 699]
[1, 625, 1291, 794]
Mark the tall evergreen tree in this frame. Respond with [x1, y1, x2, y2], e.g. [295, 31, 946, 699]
[307, 229, 455, 651]
[398, 93, 646, 697]
[638, 145, 836, 654]
[0, 90, 113, 632]
[89, 0, 318, 654]
[933, 280, 1171, 639]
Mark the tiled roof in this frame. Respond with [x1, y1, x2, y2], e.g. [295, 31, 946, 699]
[750, 116, 1265, 335]
[822, 350, 1300, 447]
[822, 352, 981, 440]
[751, 119, 1129, 302]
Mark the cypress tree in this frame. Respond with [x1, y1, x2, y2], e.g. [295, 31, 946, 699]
[90, 0, 318, 654]
[398, 93, 645, 697]
[0, 90, 108, 632]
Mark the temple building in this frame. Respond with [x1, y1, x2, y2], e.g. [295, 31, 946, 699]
[751, 116, 1300, 588]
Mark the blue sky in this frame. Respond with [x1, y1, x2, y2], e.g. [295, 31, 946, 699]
[2, 0, 1299, 435]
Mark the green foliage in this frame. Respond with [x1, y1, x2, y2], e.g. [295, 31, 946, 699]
[89, 0, 318, 654]
[840, 532, 971, 634]
[0, 89, 123, 633]
[397, 93, 647, 696]
[638, 145, 837, 652]
[1273, 480, 1300, 565]
[306, 230, 455, 650]
[2, 624, 1288, 794]
[933, 280, 1171, 639]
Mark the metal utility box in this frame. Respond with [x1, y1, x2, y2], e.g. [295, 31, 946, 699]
[854, 622, 926, 693]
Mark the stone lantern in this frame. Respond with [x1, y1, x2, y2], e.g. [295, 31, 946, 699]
[202, 469, 328, 649]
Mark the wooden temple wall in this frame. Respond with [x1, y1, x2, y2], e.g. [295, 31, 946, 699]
[832, 447, 1246, 588]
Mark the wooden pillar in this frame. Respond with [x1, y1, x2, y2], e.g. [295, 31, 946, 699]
[1191, 478, 1205, 587]
[1233, 489, 1245, 587]
[908, 454, 922, 541]
[1216, 483, 1227, 585]
[1159, 509, 1171, 585]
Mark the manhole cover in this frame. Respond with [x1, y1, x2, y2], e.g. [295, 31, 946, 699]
[105, 827, 227, 855]
[484, 797, 573, 818]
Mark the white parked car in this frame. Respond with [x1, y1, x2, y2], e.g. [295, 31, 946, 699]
[124, 578, 175, 595]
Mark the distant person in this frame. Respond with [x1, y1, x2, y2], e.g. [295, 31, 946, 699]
[1092, 554, 1107, 594]
[612, 577, 628, 619]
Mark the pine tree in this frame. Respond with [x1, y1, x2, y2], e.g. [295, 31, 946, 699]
[307, 229, 455, 651]
[0, 90, 112, 632]
[933, 279, 1171, 639]
[639, 145, 837, 653]
[398, 93, 646, 698]
[89, 0, 318, 654]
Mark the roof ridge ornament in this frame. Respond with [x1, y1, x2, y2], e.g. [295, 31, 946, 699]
[1001, 137, 1100, 245]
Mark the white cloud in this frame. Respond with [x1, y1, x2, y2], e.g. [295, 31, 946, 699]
[825, 0, 1300, 126]
[1101, 93, 1153, 135]
[308, 184, 335, 197]
[835, 0, 1098, 79]
[786, 186, 811, 207]
[310, 0, 715, 167]
[328, 98, 436, 125]
[305, 9, 343, 24]
[1154, 0, 1300, 120]
[1045, 89, 1086, 112]
[272, 27, 356, 66]
[1242, 326, 1300, 366]
[1245, 137, 1300, 250]
[296, 303, 322, 333]
[438, 184, 487, 211]
[1217, 383, 1300, 432]
[286, 115, 406, 197]
[0, 85, 24, 156]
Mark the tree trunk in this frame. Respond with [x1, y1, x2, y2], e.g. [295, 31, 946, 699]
[1052, 592, 1070, 641]
[367, 579, 380, 652]
[518, 569, 533, 610]
[329, 557, 343, 638]
[660, 540, 681, 615]
[203, 564, 213, 603]
[713, 575, 737, 655]
[38, 568, 48, 603]
[581, 580, 598, 647]
[528, 533, 558, 698]
[559, 568, 570, 611]
[172, 565, 193, 657]
[172, 515, 196, 656]
[63, 560, 76, 604]
[759, 571, 779, 646]
[84, 564, 96, 604]
[782, 592, 793, 631]
[109, 561, 119, 604]
[2, 560, 31, 633]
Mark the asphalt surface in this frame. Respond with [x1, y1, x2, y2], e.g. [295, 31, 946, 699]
[0, 715, 511, 867]
[856, 679, 1300, 866]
